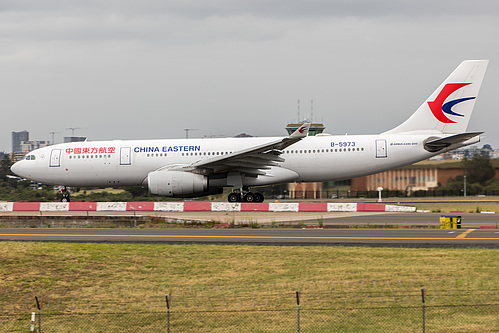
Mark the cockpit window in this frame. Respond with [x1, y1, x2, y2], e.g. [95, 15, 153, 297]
[24, 155, 36, 160]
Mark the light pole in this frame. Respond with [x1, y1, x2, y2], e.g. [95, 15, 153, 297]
[464, 175, 467, 197]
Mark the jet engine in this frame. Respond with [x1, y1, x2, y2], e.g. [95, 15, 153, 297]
[147, 170, 208, 196]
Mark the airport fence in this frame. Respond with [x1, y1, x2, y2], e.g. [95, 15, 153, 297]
[264, 189, 499, 199]
[1, 280, 498, 332]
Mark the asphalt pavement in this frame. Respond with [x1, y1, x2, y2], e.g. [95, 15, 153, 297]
[0, 227, 497, 248]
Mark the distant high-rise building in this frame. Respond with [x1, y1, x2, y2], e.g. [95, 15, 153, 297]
[12, 130, 29, 153]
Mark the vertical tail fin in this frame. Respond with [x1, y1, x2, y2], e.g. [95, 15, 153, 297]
[384, 60, 488, 135]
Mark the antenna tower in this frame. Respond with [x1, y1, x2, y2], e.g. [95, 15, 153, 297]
[310, 99, 314, 123]
[297, 99, 300, 122]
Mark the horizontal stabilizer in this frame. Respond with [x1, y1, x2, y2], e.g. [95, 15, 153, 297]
[424, 132, 482, 152]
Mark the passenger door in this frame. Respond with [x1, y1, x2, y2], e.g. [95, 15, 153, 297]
[375, 139, 387, 158]
[49, 149, 61, 167]
[120, 147, 131, 165]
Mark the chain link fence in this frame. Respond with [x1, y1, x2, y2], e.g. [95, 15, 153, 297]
[1, 280, 498, 332]
[261, 189, 499, 199]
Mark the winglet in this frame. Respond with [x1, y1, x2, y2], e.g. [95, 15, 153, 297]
[290, 122, 311, 138]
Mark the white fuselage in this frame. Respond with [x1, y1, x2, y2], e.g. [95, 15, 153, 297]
[10, 60, 488, 200]
[11, 133, 442, 189]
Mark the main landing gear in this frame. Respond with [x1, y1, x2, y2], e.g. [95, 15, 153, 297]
[227, 188, 264, 203]
[60, 186, 71, 202]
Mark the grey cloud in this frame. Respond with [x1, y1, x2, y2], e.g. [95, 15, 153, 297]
[0, 0, 498, 152]
[2, 0, 499, 18]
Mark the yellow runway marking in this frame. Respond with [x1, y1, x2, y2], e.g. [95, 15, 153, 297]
[0, 233, 497, 241]
[456, 229, 475, 239]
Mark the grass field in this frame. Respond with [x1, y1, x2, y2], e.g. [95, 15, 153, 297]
[413, 202, 499, 213]
[1, 242, 497, 331]
[1, 242, 497, 307]
[343, 196, 499, 213]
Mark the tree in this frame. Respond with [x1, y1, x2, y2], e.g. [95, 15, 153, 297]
[125, 186, 149, 199]
[0, 155, 12, 181]
[463, 154, 495, 186]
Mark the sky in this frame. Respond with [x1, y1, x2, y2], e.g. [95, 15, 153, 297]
[1, 0, 499, 152]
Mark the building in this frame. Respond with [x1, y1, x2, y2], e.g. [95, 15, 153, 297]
[285, 123, 326, 137]
[351, 160, 499, 193]
[430, 144, 495, 161]
[10, 140, 51, 163]
[64, 136, 87, 143]
[20, 140, 50, 152]
[10, 151, 26, 163]
[12, 130, 29, 153]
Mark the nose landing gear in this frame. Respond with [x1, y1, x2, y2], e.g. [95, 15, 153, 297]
[60, 186, 71, 202]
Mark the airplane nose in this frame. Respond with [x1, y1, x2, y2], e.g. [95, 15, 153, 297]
[11, 161, 23, 176]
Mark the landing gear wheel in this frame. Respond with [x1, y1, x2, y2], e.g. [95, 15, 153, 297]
[254, 192, 264, 203]
[228, 193, 241, 203]
[244, 192, 256, 202]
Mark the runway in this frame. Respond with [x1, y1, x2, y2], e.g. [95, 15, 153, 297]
[0, 227, 497, 248]
[1, 211, 497, 227]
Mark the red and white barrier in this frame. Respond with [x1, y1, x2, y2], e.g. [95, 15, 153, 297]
[0, 202, 416, 212]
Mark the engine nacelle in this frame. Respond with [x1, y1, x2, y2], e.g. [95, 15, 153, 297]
[147, 170, 208, 196]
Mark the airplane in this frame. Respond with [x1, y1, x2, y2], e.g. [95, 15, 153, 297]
[11, 60, 488, 203]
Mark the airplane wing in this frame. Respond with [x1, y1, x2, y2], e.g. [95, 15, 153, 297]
[171, 122, 311, 176]
[424, 132, 483, 152]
